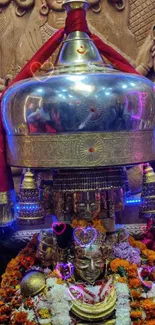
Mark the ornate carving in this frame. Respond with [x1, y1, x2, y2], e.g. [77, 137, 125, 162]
[129, 0, 155, 49]
[0, 0, 155, 80]
[0, 2, 31, 80]
[6, 130, 155, 168]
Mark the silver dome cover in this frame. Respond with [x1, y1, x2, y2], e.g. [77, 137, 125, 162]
[2, 0, 155, 168]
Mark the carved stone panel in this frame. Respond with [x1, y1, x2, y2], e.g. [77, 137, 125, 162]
[0, 0, 155, 81]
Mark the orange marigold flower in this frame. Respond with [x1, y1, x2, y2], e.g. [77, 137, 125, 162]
[133, 321, 145, 325]
[128, 235, 135, 245]
[130, 301, 141, 309]
[127, 264, 138, 278]
[71, 219, 79, 228]
[110, 258, 130, 272]
[92, 219, 106, 232]
[0, 304, 11, 314]
[18, 255, 35, 269]
[146, 309, 155, 319]
[78, 220, 88, 227]
[23, 297, 34, 309]
[129, 278, 142, 288]
[148, 257, 155, 266]
[0, 314, 10, 322]
[146, 320, 155, 325]
[130, 289, 142, 298]
[142, 249, 155, 258]
[131, 310, 142, 319]
[134, 241, 146, 251]
[14, 311, 28, 323]
[141, 299, 155, 311]
[0, 301, 4, 307]
[11, 296, 23, 308]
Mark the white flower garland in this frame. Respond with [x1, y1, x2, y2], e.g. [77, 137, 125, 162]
[115, 282, 131, 325]
[40, 277, 72, 325]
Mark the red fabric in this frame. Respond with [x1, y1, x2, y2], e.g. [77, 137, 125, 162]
[45, 124, 56, 133]
[0, 8, 138, 194]
[0, 117, 14, 192]
[0, 114, 10, 192]
[65, 9, 90, 36]
[91, 34, 138, 74]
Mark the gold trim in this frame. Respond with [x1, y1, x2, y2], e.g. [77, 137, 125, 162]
[6, 130, 155, 168]
[72, 288, 116, 320]
[17, 216, 44, 220]
[140, 210, 155, 214]
[0, 192, 9, 204]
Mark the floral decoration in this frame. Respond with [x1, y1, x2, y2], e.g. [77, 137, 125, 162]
[71, 217, 106, 232]
[1, 233, 155, 324]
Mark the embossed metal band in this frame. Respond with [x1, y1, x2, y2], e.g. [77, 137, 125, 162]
[6, 130, 155, 168]
[0, 192, 9, 204]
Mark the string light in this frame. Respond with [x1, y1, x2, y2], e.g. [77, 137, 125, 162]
[125, 198, 141, 205]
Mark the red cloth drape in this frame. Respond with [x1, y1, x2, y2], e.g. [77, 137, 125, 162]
[65, 8, 91, 36]
[0, 8, 138, 195]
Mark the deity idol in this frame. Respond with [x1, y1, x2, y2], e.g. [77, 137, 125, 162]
[52, 168, 127, 231]
[20, 222, 128, 324]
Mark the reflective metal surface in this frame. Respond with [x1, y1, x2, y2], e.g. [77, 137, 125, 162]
[2, 0, 155, 168]
[3, 69, 155, 135]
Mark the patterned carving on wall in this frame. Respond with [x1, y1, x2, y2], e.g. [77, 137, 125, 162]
[129, 0, 155, 49]
[0, 0, 155, 82]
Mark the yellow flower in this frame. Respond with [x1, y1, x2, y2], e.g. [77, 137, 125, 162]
[110, 258, 130, 272]
[56, 278, 63, 284]
[93, 219, 106, 232]
[72, 219, 79, 228]
[38, 308, 51, 319]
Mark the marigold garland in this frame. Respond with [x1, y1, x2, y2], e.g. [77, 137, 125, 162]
[0, 234, 155, 324]
[71, 217, 106, 232]
[0, 234, 38, 325]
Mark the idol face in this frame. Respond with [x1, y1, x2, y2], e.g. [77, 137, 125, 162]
[46, 0, 65, 11]
[74, 192, 100, 221]
[75, 246, 105, 284]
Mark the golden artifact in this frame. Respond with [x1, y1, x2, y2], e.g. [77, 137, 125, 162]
[139, 163, 155, 218]
[36, 229, 58, 267]
[0, 189, 15, 226]
[127, 164, 143, 194]
[72, 288, 116, 320]
[35, 222, 118, 322]
[52, 168, 127, 230]
[4, 131, 155, 168]
[16, 169, 45, 224]
[20, 270, 46, 297]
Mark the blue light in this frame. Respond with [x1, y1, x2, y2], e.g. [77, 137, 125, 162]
[125, 198, 141, 205]
[16, 203, 40, 212]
